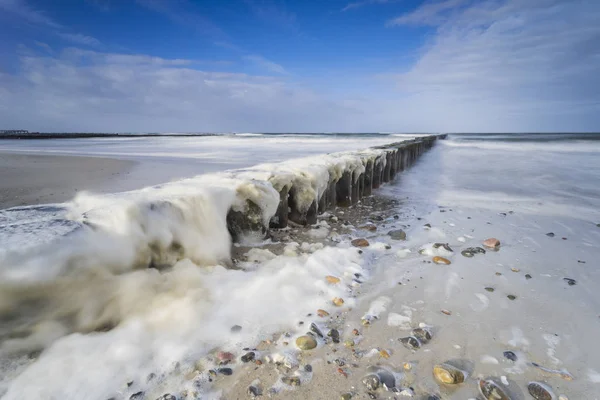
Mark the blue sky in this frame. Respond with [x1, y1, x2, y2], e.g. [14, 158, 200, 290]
[0, 0, 599, 132]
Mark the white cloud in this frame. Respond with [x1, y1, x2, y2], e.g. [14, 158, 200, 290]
[0, 0, 61, 28]
[243, 55, 288, 75]
[342, 0, 392, 12]
[57, 33, 101, 47]
[387, 0, 471, 26]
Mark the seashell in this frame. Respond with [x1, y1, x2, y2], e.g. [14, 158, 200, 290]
[433, 364, 467, 384]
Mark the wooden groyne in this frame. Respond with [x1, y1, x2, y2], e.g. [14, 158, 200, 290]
[227, 134, 446, 241]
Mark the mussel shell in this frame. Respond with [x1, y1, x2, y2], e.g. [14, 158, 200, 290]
[399, 336, 421, 350]
[412, 328, 432, 343]
[528, 382, 555, 400]
[478, 379, 511, 400]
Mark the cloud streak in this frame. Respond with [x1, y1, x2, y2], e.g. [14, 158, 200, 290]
[244, 55, 288, 75]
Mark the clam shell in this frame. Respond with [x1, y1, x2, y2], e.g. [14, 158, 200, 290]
[478, 379, 511, 400]
[433, 364, 466, 384]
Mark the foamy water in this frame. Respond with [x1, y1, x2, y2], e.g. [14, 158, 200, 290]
[1, 133, 599, 399]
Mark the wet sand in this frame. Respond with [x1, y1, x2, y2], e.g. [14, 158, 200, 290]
[0, 153, 136, 209]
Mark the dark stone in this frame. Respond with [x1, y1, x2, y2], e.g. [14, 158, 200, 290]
[328, 329, 340, 343]
[282, 376, 301, 386]
[335, 358, 346, 366]
[433, 243, 453, 252]
[424, 223, 431, 228]
[241, 352, 255, 363]
[231, 325, 242, 332]
[563, 277, 576, 286]
[362, 374, 380, 391]
[304, 364, 313, 372]
[507, 295, 517, 300]
[426, 396, 441, 400]
[525, 274, 532, 279]
[388, 229, 407, 240]
[485, 287, 495, 292]
[129, 392, 144, 400]
[503, 351, 517, 361]
[310, 323, 324, 338]
[248, 385, 262, 397]
[156, 395, 176, 400]
[412, 328, 432, 343]
[146, 373, 156, 382]
[546, 232, 555, 237]
[399, 336, 421, 350]
[218, 368, 233, 376]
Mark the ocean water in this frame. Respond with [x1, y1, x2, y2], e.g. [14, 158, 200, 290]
[0, 133, 599, 399]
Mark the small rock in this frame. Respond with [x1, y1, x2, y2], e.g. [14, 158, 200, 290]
[337, 367, 348, 378]
[525, 274, 532, 279]
[317, 309, 329, 317]
[424, 223, 431, 228]
[546, 232, 555, 237]
[310, 322, 324, 338]
[511, 267, 520, 272]
[248, 385, 262, 397]
[528, 382, 555, 400]
[304, 364, 313, 372]
[344, 339, 355, 348]
[478, 379, 511, 400]
[388, 229, 407, 240]
[507, 295, 517, 300]
[379, 349, 391, 358]
[563, 278, 576, 286]
[218, 368, 233, 376]
[156, 395, 176, 400]
[485, 287, 495, 292]
[352, 328, 360, 336]
[332, 297, 345, 307]
[326, 275, 341, 284]
[328, 329, 340, 343]
[441, 309, 452, 315]
[231, 325, 242, 333]
[362, 374, 380, 391]
[282, 376, 301, 386]
[433, 364, 466, 384]
[426, 396, 441, 400]
[433, 243, 453, 252]
[341, 393, 353, 400]
[130, 392, 144, 400]
[503, 351, 517, 362]
[461, 249, 475, 258]
[217, 351, 234, 364]
[496, 272, 502, 276]
[399, 336, 421, 350]
[296, 335, 317, 350]
[483, 238, 501, 249]
[432, 256, 451, 265]
[335, 358, 345, 366]
[412, 328, 432, 343]
[241, 352, 255, 363]
[351, 238, 370, 247]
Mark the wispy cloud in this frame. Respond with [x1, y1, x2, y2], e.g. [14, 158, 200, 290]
[387, 0, 471, 26]
[244, 55, 287, 75]
[57, 33, 101, 47]
[34, 41, 53, 54]
[0, 0, 61, 28]
[245, 0, 297, 29]
[342, 0, 392, 12]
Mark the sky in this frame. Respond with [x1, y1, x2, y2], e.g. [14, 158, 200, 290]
[0, 0, 599, 133]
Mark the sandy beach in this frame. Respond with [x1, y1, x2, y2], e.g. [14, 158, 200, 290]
[0, 153, 136, 209]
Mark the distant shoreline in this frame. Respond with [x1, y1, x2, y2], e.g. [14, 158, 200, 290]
[0, 133, 221, 140]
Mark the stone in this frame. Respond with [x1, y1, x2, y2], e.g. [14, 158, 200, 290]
[507, 295, 517, 300]
[351, 238, 370, 247]
[461, 249, 475, 258]
[546, 232, 555, 237]
[399, 336, 421, 350]
[341, 393, 353, 400]
[441, 309, 452, 315]
[478, 379, 511, 400]
[388, 229, 407, 240]
[528, 382, 555, 400]
[379, 349, 391, 358]
[248, 385, 261, 397]
[218, 368, 233, 376]
[230, 325, 242, 332]
[317, 309, 329, 317]
[563, 277, 576, 286]
[412, 327, 432, 343]
[503, 351, 517, 361]
[296, 335, 317, 350]
[156, 395, 176, 400]
[432, 256, 451, 265]
[362, 374, 380, 391]
[485, 287, 495, 292]
[433, 243, 453, 252]
[511, 267, 520, 272]
[310, 322, 324, 338]
[525, 274, 532, 279]
[424, 223, 432, 228]
[304, 364, 313, 372]
[433, 364, 466, 384]
[332, 297, 345, 307]
[483, 238, 501, 248]
[130, 392, 144, 400]
[241, 352, 255, 363]
[217, 351, 234, 364]
[282, 376, 301, 386]
[328, 329, 340, 343]
[426, 396, 441, 400]
[326, 275, 341, 284]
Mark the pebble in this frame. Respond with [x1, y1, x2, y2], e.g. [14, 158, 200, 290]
[433, 363, 466, 384]
[379, 349, 391, 358]
[317, 309, 330, 317]
[156, 395, 176, 400]
[403, 362, 412, 371]
[388, 229, 407, 240]
[424, 223, 432, 228]
[478, 379, 511, 400]
[546, 232, 555, 237]
[362, 374, 380, 391]
[310, 322, 324, 338]
[425, 396, 440, 400]
[433, 243, 453, 252]
[485, 287, 495, 292]
[525, 274, 532, 279]
[341, 393, 353, 400]
[218, 368, 233, 376]
[337, 367, 348, 377]
[432, 256, 451, 265]
[328, 329, 340, 343]
[352, 328, 360, 336]
[528, 382, 555, 400]
[507, 295, 517, 300]
[332, 297, 345, 307]
[503, 351, 517, 361]
[296, 335, 318, 350]
[412, 327, 432, 343]
[130, 392, 144, 400]
[282, 376, 301, 386]
[217, 351, 234, 364]
[368, 366, 396, 389]
[326, 275, 341, 284]
[563, 277, 576, 286]
[351, 238, 370, 247]
[231, 325, 242, 332]
[399, 336, 421, 350]
[483, 238, 501, 249]
[248, 385, 261, 397]
[441, 309, 452, 316]
[241, 352, 255, 363]
[511, 268, 520, 272]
